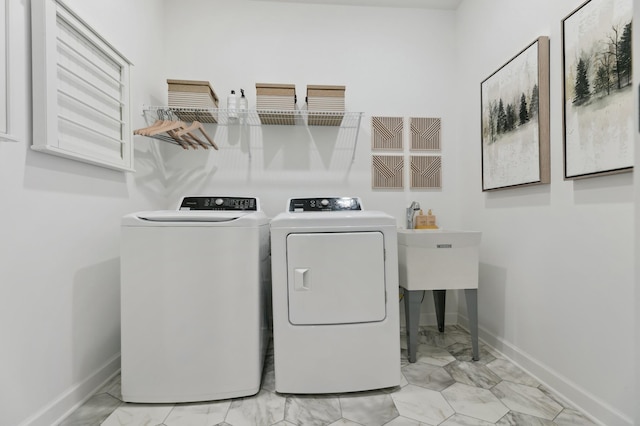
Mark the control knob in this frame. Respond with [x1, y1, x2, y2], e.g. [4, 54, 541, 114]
[320, 199, 329, 207]
[215, 198, 224, 206]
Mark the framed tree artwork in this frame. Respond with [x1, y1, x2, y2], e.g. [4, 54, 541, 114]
[481, 36, 550, 191]
[562, 0, 633, 179]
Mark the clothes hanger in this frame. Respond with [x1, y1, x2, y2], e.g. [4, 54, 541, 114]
[168, 127, 200, 149]
[165, 128, 191, 149]
[133, 110, 217, 150]
[174, 121, 218, 150]
[173, 121, 209, 149]
[134, 109, 173, 136]
[135, 110, 191, 148]
[144, 119, 185, 136]
[134, 119, 198, 149]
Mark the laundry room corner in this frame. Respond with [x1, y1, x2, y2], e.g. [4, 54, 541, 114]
[454, 1, 635, 425]
[2, 0, 637, 425]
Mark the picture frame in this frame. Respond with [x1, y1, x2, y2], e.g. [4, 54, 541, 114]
[562, 0, 633, 179]
[481, 36, 550, 191]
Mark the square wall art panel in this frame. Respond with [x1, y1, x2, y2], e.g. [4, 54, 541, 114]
[371, 116, 403, 150]
[372, 155, 403, 189]
[410, 155, 442, 189]
[410, 117, 441, 151]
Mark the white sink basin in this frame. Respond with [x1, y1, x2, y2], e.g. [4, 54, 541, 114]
[397, 229, 481, 290]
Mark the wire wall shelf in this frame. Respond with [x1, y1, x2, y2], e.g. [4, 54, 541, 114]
[138, 106, 364, 162]
[143, 106, 363, 128]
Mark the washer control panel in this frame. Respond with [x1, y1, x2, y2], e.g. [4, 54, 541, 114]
[179, 196, 258, 211]
[288, 197, 362, 212]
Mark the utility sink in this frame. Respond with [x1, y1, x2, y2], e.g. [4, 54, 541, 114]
[397, 229, 481, 290]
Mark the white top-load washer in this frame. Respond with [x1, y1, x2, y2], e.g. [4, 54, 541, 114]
[270, 197, 400, 394]
[120, 196, 270, 403]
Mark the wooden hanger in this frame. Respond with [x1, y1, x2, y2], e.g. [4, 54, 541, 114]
[134, 110, 174, 136]
[175, 121, 218, 150]
[134, 121, 188, 149]
[133, 120, 162, 136]
[133, 110, 218, 150]
[166, 129, 191, 149]
[168, 127, 199, 149]
[143, 120, 184, 136]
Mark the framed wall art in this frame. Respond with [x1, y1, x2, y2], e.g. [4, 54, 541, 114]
[562, 0, 633, 179]
[480, 36, 550, 191]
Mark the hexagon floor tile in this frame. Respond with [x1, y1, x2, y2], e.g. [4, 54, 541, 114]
[59, 326, 598, 426]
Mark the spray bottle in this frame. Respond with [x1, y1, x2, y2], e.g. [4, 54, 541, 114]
[238, 88, 248, 113]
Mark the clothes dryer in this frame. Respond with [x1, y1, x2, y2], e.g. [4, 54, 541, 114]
[120, 196, 270, 403]
[270, 197, 400, 394]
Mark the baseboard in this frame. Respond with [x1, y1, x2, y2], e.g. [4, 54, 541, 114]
[457, 314, 632, 426]
[19, 353, 121, 426]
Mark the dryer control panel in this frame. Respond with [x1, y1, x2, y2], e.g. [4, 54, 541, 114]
[288, 197, 362, 212]
[179, 196, 259, 211]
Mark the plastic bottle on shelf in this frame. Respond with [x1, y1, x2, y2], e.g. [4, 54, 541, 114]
[238, 88, 248, 114]
[227, 89, 238, 119]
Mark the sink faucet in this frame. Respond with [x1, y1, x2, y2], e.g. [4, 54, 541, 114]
[406, 201, 421, 229]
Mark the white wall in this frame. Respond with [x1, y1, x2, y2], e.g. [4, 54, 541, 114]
[161, 0, 460, 218]
[634, 2, 640, 425]
[161, 0, 463, 323]
[455, 1, 635, 425]
[0, 1, 167, 425]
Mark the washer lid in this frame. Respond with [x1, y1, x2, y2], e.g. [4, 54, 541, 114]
[122, 210, 269, 226]
[136, 211, 253, 222]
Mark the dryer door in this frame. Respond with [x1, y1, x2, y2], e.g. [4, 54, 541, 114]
[286, 231, 386, 325]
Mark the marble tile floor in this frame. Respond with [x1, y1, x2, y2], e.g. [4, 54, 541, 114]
[60, 326, 598, 426]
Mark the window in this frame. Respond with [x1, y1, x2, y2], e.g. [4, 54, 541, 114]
[31, 0, 134, 171]
[0, 0, 17, 142]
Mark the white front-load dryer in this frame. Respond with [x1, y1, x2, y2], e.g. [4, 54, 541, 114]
[120, 196, 270, 403]
[270, 197, 400, 394]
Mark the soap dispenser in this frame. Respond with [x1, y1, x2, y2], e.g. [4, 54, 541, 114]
[415, 209, 439, 229]
[238, 88, 248, 113]
[227, 90, 238, 119]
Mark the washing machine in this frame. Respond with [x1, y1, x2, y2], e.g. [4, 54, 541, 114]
[270, 197, 400, 394]
[120, 196, 270, 403]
